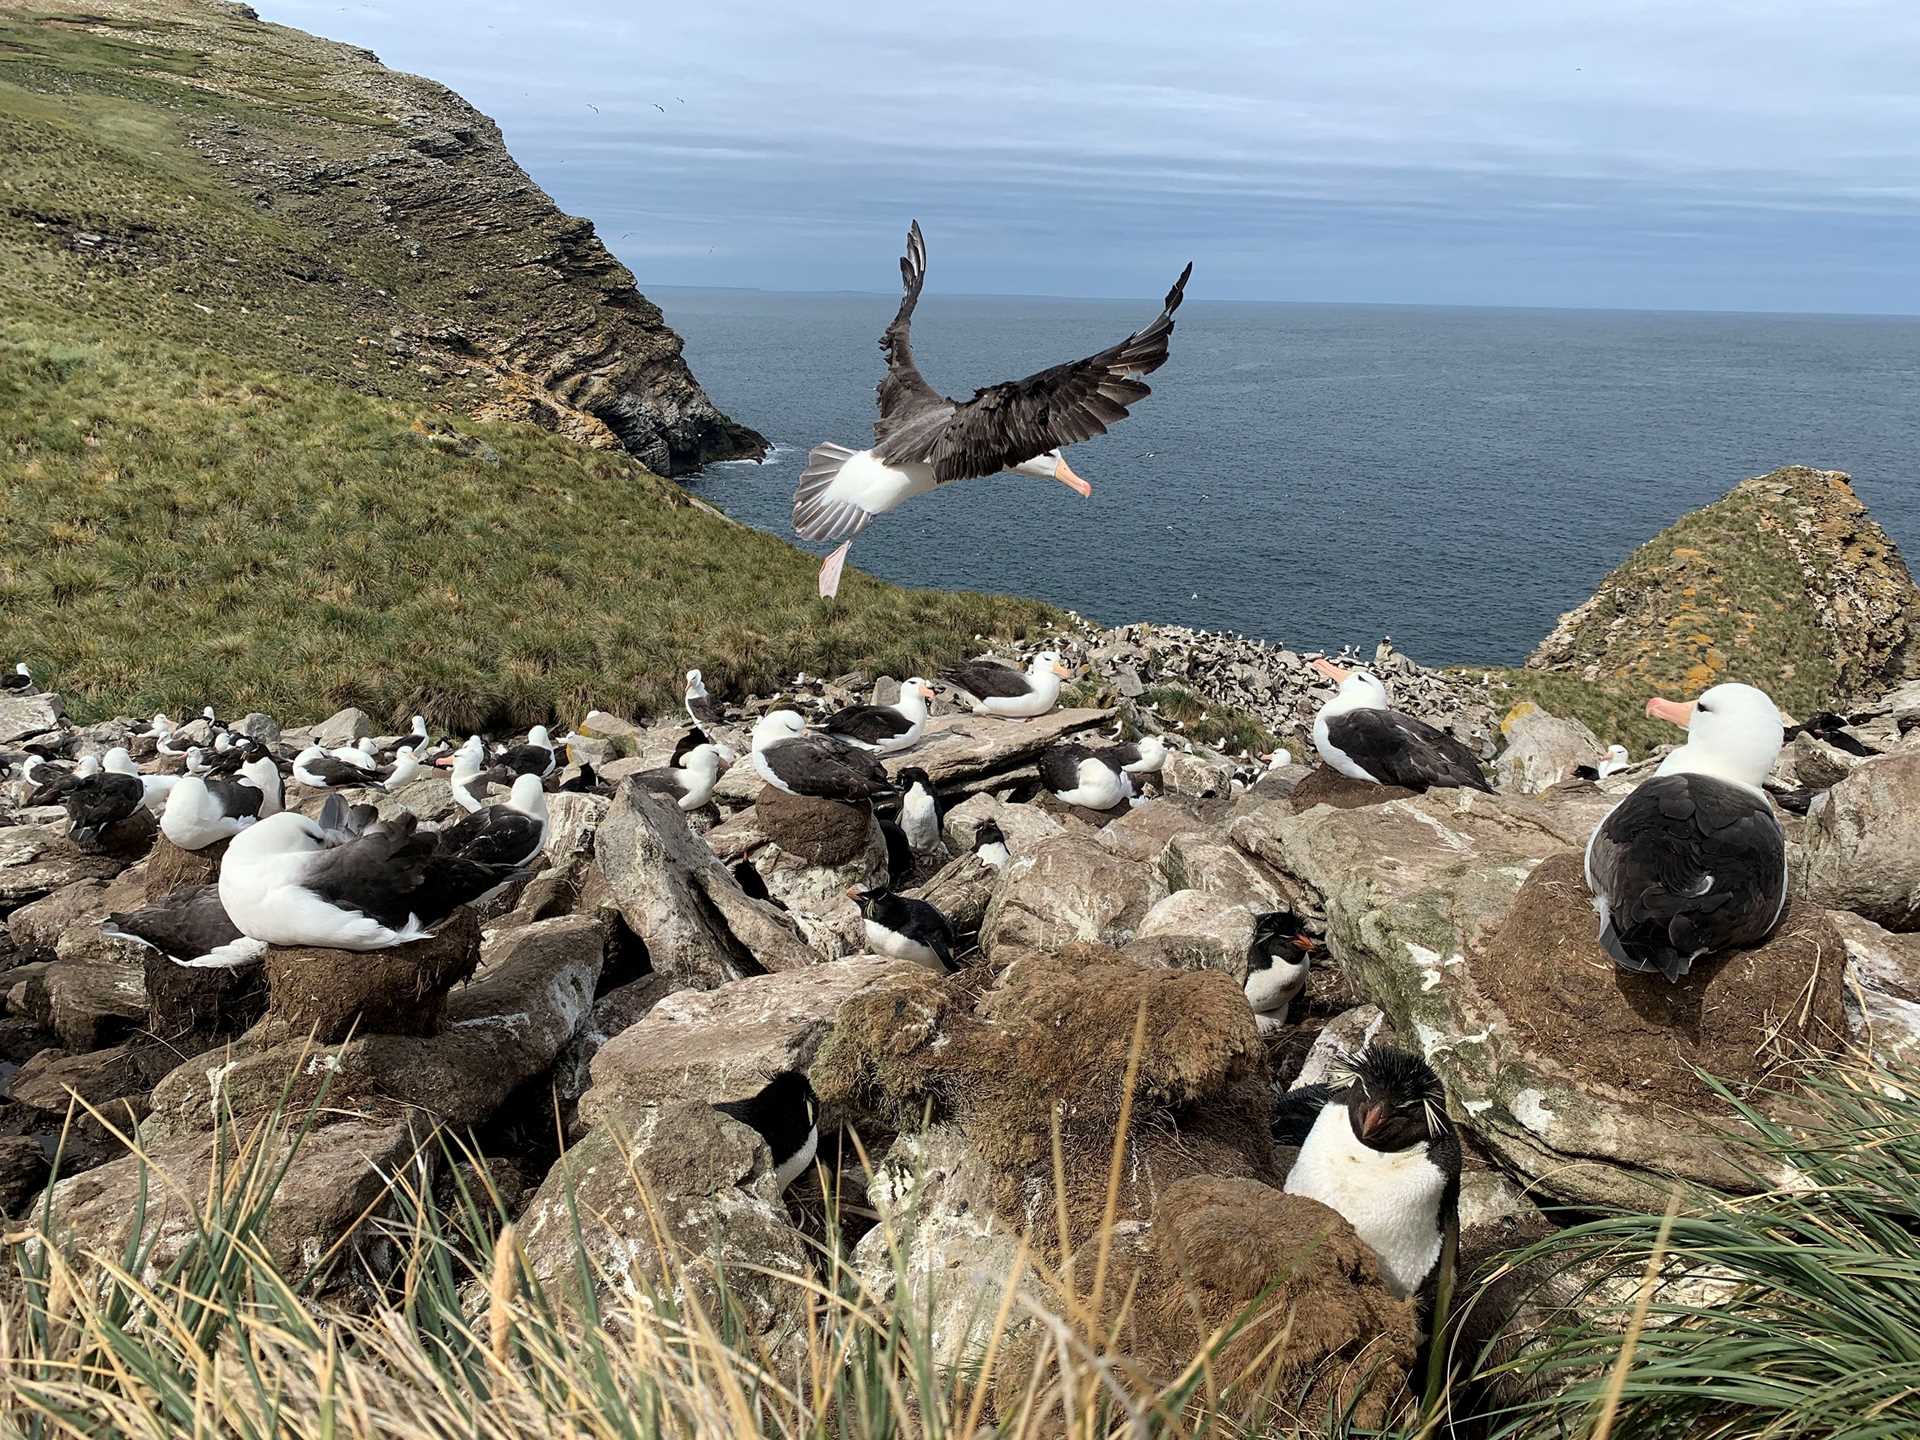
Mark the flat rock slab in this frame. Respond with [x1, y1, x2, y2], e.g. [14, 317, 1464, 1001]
[261, 907, 481, 1043]
[0, 693, 64, 745]
[578, 954, 921, 1131]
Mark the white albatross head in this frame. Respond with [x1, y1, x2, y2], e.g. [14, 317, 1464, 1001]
[1648, 683, 1783, 791]
[1011, 449, 1092, 497]
[1311, 658, 1391, 713]
[752, 710, 809, 752]
[1028, 651, 1071, 680]
[686, 668, 706, 696]
[508, 772, 548, 820]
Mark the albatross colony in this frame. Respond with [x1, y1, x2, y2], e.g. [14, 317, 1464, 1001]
[793, 220, 1193, 599]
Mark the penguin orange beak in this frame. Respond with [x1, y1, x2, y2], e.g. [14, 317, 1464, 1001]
[1646, 696, 1696, 729]
[1055, 457, 1091, 497]
[1311, 658, 1350, 683]
[1358, 1101, 1388, 1141]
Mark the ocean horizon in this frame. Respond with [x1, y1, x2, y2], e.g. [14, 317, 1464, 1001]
[662, 287, 1920, 668]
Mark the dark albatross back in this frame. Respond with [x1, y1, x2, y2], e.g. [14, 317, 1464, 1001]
[1585, 773, 1787, 981]
[939, 659, 1031, 700]
[1325, 709, 1493, 793]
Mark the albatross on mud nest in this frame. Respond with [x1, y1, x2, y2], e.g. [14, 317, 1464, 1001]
[794, 220, 1192, 598]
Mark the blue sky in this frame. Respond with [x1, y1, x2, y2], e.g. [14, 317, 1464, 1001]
[260, 1, 1920, 313]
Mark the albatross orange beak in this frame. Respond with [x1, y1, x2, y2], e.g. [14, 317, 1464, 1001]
[1055, 457, 1092, 498]
[1052, 661, 1071, 678]
[1646, 696, 1696, 729]
[917, 683, 935, 700]
[1310, 658, 1350, 683]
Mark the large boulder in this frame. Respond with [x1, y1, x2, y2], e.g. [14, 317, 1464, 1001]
[0, 828, 124, 910]
[940, 793, 1064, 858]
[1155, 831, 1288, 909]
[31, 1115, 420, 1285]
[592, 782, 813, 986]
[517, 1102, 810, 1335]
[1829, 910, 1920, 1064]
[143, 913, 605, 1140]
[1802, 752, 1920, 930]
[976, 834, 1160, 963]
[0, 692, 64, 744]
[260, 907, 481, 1043]
[1125, 890, 1256, 977]
[577, 955, 917, 1131]
[29, 928, 151, 1051]
[312, 707, 373, 747]
[552, 972, 680, 1105]
[1493, 704, 1604, 794]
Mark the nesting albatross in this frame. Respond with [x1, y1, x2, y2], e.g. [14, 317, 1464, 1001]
[794, 221, 1191, 598]
[1310, 660, 1492, 793]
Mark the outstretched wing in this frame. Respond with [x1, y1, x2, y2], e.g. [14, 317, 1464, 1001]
[878, 261, 1193, 482]
[874, 220, 948, 443]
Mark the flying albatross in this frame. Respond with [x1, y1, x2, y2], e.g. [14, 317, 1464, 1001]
[794, 221, 1192, 598]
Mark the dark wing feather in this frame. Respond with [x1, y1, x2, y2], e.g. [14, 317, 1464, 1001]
[873, 219, 947, 439]
[105, 885, 240, 958]
[670, 728, 712, 768]
[1272, 1084, 1338, 1147]
[439, 807, 542, 869]
[301, 817, 438, 929]
[1037, 743, 1094, 793]
[205, 776, 264, 820]
[768, 734, 895, 800]
[878, 262, 1192, 482]
[1587, 775, 1787, 980]
[66, 773, 144, 842]
[495, 744, 553, 777]
[822, 704, 911, 745]
[939, 660, 1030, 699]
[1326, 709, 1493, 793]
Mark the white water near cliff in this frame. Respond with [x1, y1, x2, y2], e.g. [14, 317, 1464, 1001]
[665, 288, 1920, 665]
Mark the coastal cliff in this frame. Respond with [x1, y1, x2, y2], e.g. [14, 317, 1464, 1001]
[0, 0, 762, 473]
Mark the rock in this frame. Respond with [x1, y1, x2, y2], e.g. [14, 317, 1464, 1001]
[144, 952, 267, 1050]
[0, 692, 64, 744]
[1290, 1005, 1388, 1089]
[977, 834, 1159, 963]
[908, 853, 999, 951]
[708, 799, 887, 918]
[1126, 890, 1256, 977]
[260, 907, 481, 1042]
[1778, 731, 1857, 791]
[32, 1115, 420, 1284]
[36, 929, 151, 1051]
[0, 1134, 48, 1216]
[576, 709, 647, 754]
[1438, 853, 1844, 1206]
[1802, 752, 1920, 929]
[939, 793, 1064, 857]
[852, 1125, 1036, 1368]
[1288, 766, 1416, 810]
[1160, 747, 1234, 798]
[1155, 832, 1286, 909]
[361, 773, 466, 824]
[1829, 910, 1920, 1064]
[234, 712, 281, 745]
[578, 956, 918, 1131]
[1095, 797, 1209, 861]
[8, 878, 114, 952]
[552, 972, 680, 1104]
[145, 914, 604, 1140]
[313, 707, 373, 747]
[0, 840, 124, 909]
[541, 791, 608, 866]
[1494, 704, 1603, 794]
[592, 782, 812, 987]
[518, 1102, 809, 1332]
[9, 1041, 175, 1118]
[1067, 1177, 1418, 1429]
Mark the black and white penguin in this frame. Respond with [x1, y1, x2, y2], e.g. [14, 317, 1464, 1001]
[850, 886, 957, 972]
[822, 679, 934, 754]
[971, 818, 1010, 870]
[892, 766, 943, 855]
[1036, 742, 1132, 810]
[750, 711, 896, 803]
[1245, 911, 1320, 1033]
[1584, 682, 1788, 983]
[1309, 659, 1492, 793]
[713, 1070, 819, 1193]
[1280, 1046, 1460, 1304]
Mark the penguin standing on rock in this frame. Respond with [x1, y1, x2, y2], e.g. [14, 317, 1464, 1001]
[971, 818, 1010, 870]
[713, 1070, 819, 1193]
[1279, 1045, 1460, 1306]
[891, 767, 944, 856]
[850, 886, 957, 972]
[1244, 911, 1320, 1033]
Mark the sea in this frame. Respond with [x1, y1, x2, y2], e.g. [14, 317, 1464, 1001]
[664, 290, 1919, 667]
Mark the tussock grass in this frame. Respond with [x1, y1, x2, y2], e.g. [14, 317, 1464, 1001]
[1482, 1060, 1920, 1438]
[0, 325, 1058, 731]
[1137, 684, 1278, 757]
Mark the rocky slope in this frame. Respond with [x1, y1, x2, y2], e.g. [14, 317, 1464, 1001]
[0, 0, 761, 474]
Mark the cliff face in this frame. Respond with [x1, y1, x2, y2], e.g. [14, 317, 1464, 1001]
[1526, 466, 1920, 714]
[0, 0, 762, 473]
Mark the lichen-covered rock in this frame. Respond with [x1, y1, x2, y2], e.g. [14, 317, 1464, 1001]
[553, 972, 680, 1105]
[260, 907, 481, 1043]
[577, 956, 917, 1131]
[593, 782, 812, 986]
[0, 692, 64, 745]
[1494, 704, 1603, 794]
[977, 835, 1160, 963]
[517, 1103, 809, 1334]
[1802, 752, 1920, 930]
[1125, 890, 1255, 977]
[31, 928, 151, 1051]
[1829, 910, 1920, 1064]
[1155, 830, 1287, 909]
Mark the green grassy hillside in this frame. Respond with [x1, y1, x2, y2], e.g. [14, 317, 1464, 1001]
[0, 3, 1057, 728]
